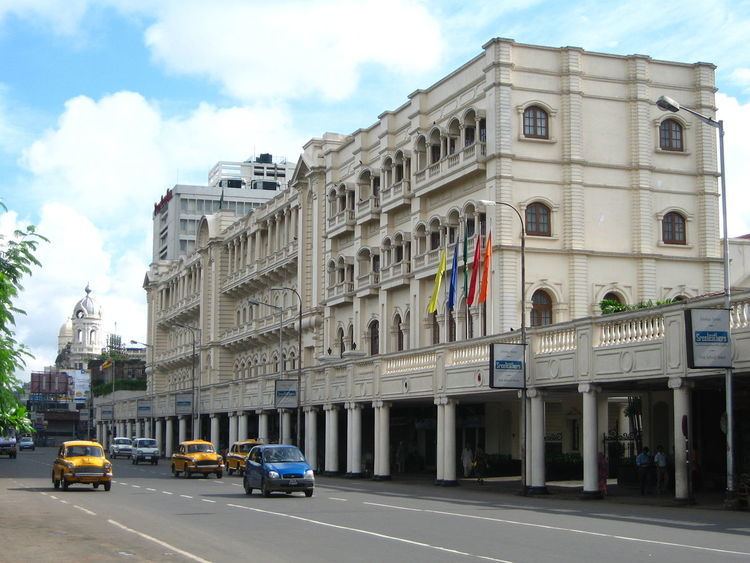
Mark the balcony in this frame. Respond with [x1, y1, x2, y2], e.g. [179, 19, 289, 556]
[356, 271, 380, 297]
[156, 292, 200, 325]
[327, 209, 355, 238]
[379, 261, 411, 289]
[326, 281, 355, 306]
[356, 197, 380, 225]
[221, 239, 298, 295]
[414, 142, 486, 196]
[411, 249, 441, 279]
[380, 180, 412, 213]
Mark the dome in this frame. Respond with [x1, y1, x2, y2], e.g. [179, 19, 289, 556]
[72, 283, 98, 318]
[58, 318, 73, 338]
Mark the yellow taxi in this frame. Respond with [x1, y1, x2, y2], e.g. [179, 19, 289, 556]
[52, 440, 112, 491]
[171, 440, 224, 479]
[225, 439, 263, 475]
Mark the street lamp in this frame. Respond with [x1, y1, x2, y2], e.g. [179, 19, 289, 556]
[172, 323, 200, 440]
[248, 298, 284, 442]
[269, 287, 303, 447]
[480, 199, 528, 493]
[656, 95, 735, 504]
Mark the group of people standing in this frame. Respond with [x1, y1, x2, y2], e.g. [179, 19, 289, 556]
[461, 445, 488, 483]
[636, 445, 670, 495]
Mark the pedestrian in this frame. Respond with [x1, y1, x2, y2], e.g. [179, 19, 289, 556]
[654, 445, 669, 494]
[473, 448, 487, 485]
[461, 445, 473, 478]
[636, 446, 652, 495]
[597, 452, 608, 497]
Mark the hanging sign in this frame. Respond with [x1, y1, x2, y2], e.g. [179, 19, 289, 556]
[685, 309, 732, 369]
[489, 343, 525, 389]
[175, 393, 193, 415]
[274, 380, 298, 409]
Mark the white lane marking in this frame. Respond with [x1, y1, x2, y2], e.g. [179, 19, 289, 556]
[588, 513, 709, 527]
[119, 482, 128, 486]
[364, 502, 421, 511]
[329, 497, 348, 502]
[201, 499, 216, 503]
[40, 492, 48, 496]
[369, 504, 750, 558]
[108, 519, 211, 563]
[50, 495, 58, 500]
[59, 500, 69, 504]
[74, 505, 96, 516]
[225, 504, 511, 562]
[146, 488, 156, 492]
[180, 495, 193, 499]
[131, 485, 141, 488]
[231, 483, 242, 487]
[162, 491, 173, 495]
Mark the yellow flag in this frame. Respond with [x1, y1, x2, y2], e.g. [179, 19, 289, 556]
[101, 359, 112, 369]
[427, 249, 447, 314]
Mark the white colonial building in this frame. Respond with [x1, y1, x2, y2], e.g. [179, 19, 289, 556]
[57, 284, 104, 370]
[101, 39, 750, 502]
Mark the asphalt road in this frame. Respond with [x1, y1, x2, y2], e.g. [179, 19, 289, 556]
[2, 448, 749, 563]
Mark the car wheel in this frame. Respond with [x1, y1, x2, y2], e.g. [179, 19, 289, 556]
[228, 466, 234, 476]
[52, 473, 60, 489]
[262, 480, 271, 498]
[243, 478, 253, 496]
[104, 482, 111, 492]
[184, 470, 191, 479]
[172, 464, 179, 477]
[132, 458, 137, 465]
[62, 476, 69, 491]
[93, 483, 99, 489]
[202, 473, 208, 479]
[305, 489, 314, 498]
[216, 471, 223, 479]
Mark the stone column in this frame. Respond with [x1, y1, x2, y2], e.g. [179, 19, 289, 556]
[305, 407, 318, 471]
[95, 423, 101, 444]
[210, 414, 220, 448]
[155, 418, 163, 457]
[435, 400, 444, 484]
[373, 402, 381, 478]
[597, 392, 609, 453]
[670, 377, 692, 502]
[346, 404, 353, 475]
[125, 420, 132, 438]
[193, 415, 201, 441]
[145, 419, 152, 439]
[178, 416, 187, 444]
[443, 399, 457, 486]
[351, 404, 362, 477]
[165, 417, 174, 458]
[258, 411, 269, 443]
[324, 405, 339, 474]
[281, 410, 292, 444]
[376, 402, 391, 480]
[238, 412, 248, 442]
[579, 384, 601, 498]
[228, 413, 238, 446]
[528, 389, 547, 493]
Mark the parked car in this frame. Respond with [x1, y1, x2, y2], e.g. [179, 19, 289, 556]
[18, 436, 35, 451]
[225, 439, 263, 475]
[52, 440, 112, 491]
[109, 437, 132, 459]
[171, 440, 224, 478]
[131, 438, 159, 465]
[243, 444, 314, 497]
[0, 435, 17, 458]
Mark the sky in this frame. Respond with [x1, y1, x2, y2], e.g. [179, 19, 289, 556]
[1, 0, 750, 380]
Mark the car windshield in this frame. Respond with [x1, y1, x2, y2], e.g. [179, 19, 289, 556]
[137, 439, 157, 448]
[20, 437, 32, 443]
[66, 446, 103, 457]
[187, 444, 214, 454]
[114, 439, 131, 445]
[238, 443, 255, 453]
[263, 447, 305, 463]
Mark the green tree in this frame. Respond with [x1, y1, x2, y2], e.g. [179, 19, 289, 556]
[0, 202, 47, 433]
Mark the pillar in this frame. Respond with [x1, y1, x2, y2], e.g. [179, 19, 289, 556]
[210, 414, 220, 447]
[375, 402, 391, 480]
[178, 416, 187, 444]
[325, 405, 339, 474]
[281, 410, 292, 444]
[305, 407, 318, 471]
[580, 384, 601, 498]
[193, 415, 201, 441]
[435, 400, 444, 484]
[443, 399, 457, 486]
[229, 413, 238, 446]
[144, 419, 151, 439]
[155, 418, 163, 457]
[670, 378, 692, 502]
[125, 421, 132, 438]
[351, 404, 362, 477]
[373, 402, 381, 479]
[258, 411, 269, 443]
[238, 412, 248, 442]
[529, 389, 548, 493]
[166, 418, 174, 458]
[96, 423, 102, 444]
[597, 392, 609, 453]
[346, 404, 353, 475]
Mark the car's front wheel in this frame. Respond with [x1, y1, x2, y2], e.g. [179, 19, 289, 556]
[93, 483, 99, 489]
[305, 489, 314, 498]
[244, 478, 253, 496]
[52, 473, 60, 489]
[227, 465, 234, 476]
[262, 480, 271, 498]
[104, 482, 111, 492]
[216, 471, 223, 479]
[172, 464, 179, 477]
[61, 476, 69, 491]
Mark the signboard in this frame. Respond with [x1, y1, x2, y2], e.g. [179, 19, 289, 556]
[274, 380, 298, 409]
[66, 370, 90, 404]
[100, 405, 113, 420]
[137, 399, 152, 417]
[489, 343, 525, 389]
[79, 409, 90, 422]
[175, 393, 193, 415]
[685, 309, 732, 369]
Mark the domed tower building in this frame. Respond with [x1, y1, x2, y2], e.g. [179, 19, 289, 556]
[57, 284, 104, 370]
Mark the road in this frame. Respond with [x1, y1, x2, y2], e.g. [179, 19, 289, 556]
[2, 448, 749, 562]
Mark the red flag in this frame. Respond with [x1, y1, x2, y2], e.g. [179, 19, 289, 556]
[467, 234, 482, 305]
[478, 231, 492, 303]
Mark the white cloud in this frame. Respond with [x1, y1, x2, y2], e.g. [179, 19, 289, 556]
[0, 0, 91, 36]
[717, 93, 750, 237]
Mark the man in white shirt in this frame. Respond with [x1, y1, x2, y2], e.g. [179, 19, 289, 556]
[654, 445, 669, 494]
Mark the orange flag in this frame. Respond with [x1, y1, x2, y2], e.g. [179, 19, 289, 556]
[478, 231, 492, 303]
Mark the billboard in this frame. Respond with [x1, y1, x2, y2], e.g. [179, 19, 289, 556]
[65, 370, 90, 404]
[30, 372, 72, 395]
[489, 343, 526, 389]
[175, 393, 193, 415]
[274, 380, 298, 409]
[137, 399, 152, 417]
[685, 309, 732, 369]
[100, 405, 113, 420]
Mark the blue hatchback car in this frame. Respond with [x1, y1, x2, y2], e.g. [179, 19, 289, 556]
[243, 444, 314, 497]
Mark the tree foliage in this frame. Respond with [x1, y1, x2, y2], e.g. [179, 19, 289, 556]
[600, 298, 676, 315]
[0, 202, 47, 433]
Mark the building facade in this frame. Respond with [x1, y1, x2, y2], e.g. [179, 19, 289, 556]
[105, 39, 750, 500]
[56, 284, 104, 371]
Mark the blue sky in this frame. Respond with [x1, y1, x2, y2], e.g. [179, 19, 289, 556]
[1, 0, 750, 378]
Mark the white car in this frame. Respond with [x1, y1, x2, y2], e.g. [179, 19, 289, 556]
[132, 438, 159, 465]
[109, 437, 132, 459]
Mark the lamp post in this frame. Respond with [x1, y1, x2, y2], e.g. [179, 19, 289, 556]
[269, 287, 303, 447]
[172, 323, 200, 440]
[656, 95, 735, 504]
[248, 299, 284, 442]
[480, 199, 527, 493]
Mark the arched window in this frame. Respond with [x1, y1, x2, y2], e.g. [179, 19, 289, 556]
[77, 329, 83, 343]
[447, 310, 456, 342]
[659, 119, 683, 152]
[394, 313, 404, 352]
[337, 327, 345, 358]
[523, 106, 548, 139]
[432, 312, 440, 345]
[369, 321, 380, 356]
[526, 203, 551, 236]
[602, 292, 622, 304]
[531, 290, 553, 327]
[663, 212, 686, 244]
